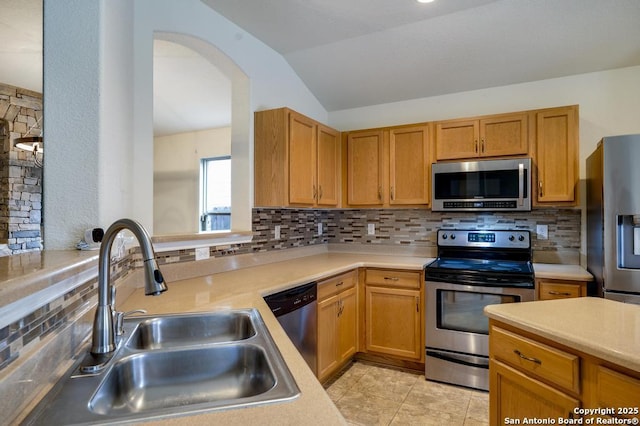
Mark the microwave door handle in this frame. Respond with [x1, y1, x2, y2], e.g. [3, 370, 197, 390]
[518, 163, 524, 206]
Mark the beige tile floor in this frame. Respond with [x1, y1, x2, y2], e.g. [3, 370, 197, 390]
[324, 361, 489, 426]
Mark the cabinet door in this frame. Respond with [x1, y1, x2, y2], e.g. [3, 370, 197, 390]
[365, 286, 421, 360]
[490, 359, 580, 425]
[338, 286, 357, 362]
[317, 124, 340, 206]
[435, 119, 479, 160]
[288, 112, 317, 205]
[317, 294, 339, 381]
[593, 365, 640, 419]
[389, 125, 430, 205]
[480, 113, 528, 157]
[535, 106, 578, 204]
[347, 130, 384, 205]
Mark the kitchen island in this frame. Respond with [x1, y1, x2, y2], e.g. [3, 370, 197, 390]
[485, 297, 640, 425]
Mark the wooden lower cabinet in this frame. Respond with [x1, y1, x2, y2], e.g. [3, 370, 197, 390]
[317, 274, 357, 382]
[490, 320, 640, 425]
[490, 359, 580, 424]
[536, 278, 588, 300]
[364, 268, 423, 361]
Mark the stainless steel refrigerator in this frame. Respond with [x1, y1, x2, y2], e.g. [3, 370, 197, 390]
[587, 134, 640, 304]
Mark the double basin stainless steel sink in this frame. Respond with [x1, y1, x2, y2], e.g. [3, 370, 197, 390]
[22, 309, 300, 425]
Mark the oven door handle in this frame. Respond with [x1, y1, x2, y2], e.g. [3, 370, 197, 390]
[518, 162, 524, 206]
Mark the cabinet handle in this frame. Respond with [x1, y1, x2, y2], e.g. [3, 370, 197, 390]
[390, 186, 395, 201]
[318, 186, 323, 200]
[335, 281, 344, 287]
[539, 181, 543, 197]
[416, 296, 419, 313]
[548, 291, 572, 296]
[378, 186, 382, 201]
[481, 138, 485, 153]
[337, 299, 344, 317]
[513, 349, 542, 365]
[475, 139, 478, 153]
[383, 277, 400, 281]
[313, 185, 317, 199]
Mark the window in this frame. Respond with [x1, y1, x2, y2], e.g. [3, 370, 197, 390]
[200, 156, 231, 231]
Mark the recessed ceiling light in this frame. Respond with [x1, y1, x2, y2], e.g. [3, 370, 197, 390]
[417, 0, 435, 3]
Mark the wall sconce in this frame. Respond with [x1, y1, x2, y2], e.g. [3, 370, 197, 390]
[14, 136, 43, 168]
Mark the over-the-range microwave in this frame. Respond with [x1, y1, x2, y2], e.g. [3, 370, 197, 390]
[431, 158, 531, 212]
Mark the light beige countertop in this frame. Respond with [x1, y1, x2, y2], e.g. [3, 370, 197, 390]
[485, 297, 640, 373]
[117, 252, 431, 425]
[531, 263, 593, 281]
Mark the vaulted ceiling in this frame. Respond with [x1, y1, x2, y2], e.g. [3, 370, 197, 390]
[204, 0, 640, 111]
[2, 0, 639, 136]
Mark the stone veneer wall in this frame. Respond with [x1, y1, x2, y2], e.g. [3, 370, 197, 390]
[0, 206, 581, 373]
[0, 83, 43, 255]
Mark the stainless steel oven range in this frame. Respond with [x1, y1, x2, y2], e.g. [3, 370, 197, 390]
[424, 229, 535, 391]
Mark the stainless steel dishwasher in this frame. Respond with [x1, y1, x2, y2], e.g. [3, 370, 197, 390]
[264, 282, 317, 375]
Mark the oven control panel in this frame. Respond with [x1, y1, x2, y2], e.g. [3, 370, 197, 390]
[437, 229, 531, 249]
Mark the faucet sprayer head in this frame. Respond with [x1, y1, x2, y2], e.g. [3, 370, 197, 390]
[144, 258, 167, 296]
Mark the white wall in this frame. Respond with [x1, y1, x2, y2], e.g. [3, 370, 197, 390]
[153, 127, 231, 235]
[44, 0, 326, 248]
[329, 65, 640, 179]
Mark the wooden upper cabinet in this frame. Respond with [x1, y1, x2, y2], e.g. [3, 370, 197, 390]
[534, 105, 578, 205]
[346, 130, 385, 205]
[345, 124, 431, 208]
[316, 125, 341, 206]
[435, 119, 479, 160]
[288, 112, 317, 205]
[435, 113, 528, 160]
[481, 113, 528, 157]
[254, 108, 340, 207]
[389, 125, 430, 205]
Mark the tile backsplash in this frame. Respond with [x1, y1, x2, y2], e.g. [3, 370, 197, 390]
[255, 207, 581, 262]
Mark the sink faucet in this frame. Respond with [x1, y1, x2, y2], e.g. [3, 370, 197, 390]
[90, 218, 167, 356]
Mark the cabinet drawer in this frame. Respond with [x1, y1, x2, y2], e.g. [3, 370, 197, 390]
[490, 326, 580, 394]
[318, 270, 357, 300]
[365, 269, 421, 289]
[537, 280, 586, 300]
[595, 366, 640, 416]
